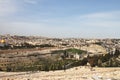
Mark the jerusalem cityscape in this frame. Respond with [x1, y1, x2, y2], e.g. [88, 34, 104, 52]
[0, 35, 120, 80]
[0, 0, 120, 80]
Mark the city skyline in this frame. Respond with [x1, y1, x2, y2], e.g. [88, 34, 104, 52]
[0, 0, 120, 38]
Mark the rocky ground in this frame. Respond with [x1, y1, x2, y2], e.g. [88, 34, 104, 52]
[0, 66, 120, 80]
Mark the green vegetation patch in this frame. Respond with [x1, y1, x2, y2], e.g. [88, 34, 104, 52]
[52, 48, 86, 54]
[66, 48, 86, 54]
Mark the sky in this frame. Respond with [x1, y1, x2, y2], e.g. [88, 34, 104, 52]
[0, 0, 120, 38]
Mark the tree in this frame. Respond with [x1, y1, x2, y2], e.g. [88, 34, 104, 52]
[98, 59, 102, 67]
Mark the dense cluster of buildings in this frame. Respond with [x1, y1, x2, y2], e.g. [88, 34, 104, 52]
[0, 34, 120, 53]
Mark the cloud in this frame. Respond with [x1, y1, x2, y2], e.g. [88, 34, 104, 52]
[78, 11, 120, 28]
[23, 0, 38, 4]
[0, 0, 17, 16]
[39, 11, 120, 28]
[79, 11, 120, 20]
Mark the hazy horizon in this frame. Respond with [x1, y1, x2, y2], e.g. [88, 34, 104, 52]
[0, 0, 120, 38]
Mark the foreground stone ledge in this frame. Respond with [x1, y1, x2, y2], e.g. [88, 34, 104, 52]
[0, 67, 120, 80]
